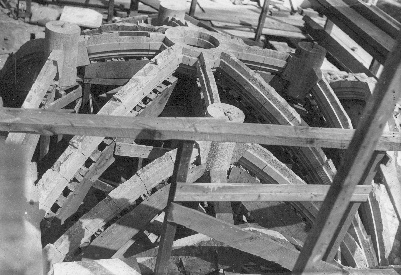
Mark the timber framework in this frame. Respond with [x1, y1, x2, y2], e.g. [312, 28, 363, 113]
[0, 0, 401, 274]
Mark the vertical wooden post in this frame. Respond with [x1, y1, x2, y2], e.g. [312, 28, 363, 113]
[154, 141, 195, 275]
[25, 0, 32, 21]
[45, 21, 80, 88]
[189, 0, 197, 17]
[254, 0, 271, 42]
[108, 0, 114, 22]
[293, 31, 401, 274]
[206, 103, 245, 223]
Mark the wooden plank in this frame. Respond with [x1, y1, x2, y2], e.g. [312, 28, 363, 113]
[343, 0, 400, 39]
[168, 203, 343, 273]
[53, 258, 141, 275]
[2, 108, 401, 150]
[36, 45, 183, 216]
[303, 16, 376, 78]
[292, 31, 401, 273]
[323, 152, 385, 265]
[254, 0, 271, 42]
[114, 142, 171, 159]
[189, 0, 196, 16]
[45, 86, 83, 110]
[224, 268, 400, 275]
[315, 0, 394, 63]
[174, 183, 371, 202]
[82, 165, 206, 260]
[155, 141, 195, 275]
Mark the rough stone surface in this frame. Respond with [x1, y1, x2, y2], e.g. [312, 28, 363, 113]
[60, 6, 102, 28]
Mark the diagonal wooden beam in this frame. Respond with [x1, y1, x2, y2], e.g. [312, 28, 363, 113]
[167, 203, 343, 273]
[36, 45, 183, 217]
[323, 151, 385, 264]
[2, 108, 401, 151]
[293, 32, 401, 273]
[114, 142, 172, 159]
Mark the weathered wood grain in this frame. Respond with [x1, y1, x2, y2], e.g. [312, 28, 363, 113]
[2, 108, 401, 150]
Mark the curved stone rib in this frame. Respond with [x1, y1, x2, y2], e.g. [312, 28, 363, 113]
[314, 72, 385, 266]
[311, 78, 353, 129]
[239, 144, 320, 223]
[219, 52, 335, 186]
[38, 45, 183, 216]
[80, 164, 206, 260]
[6, 50, 59, 146]
[168, 202, 343, 273]
[44, 149, 178, 265]
[55, 140, 312, 263]
[324, 71, 376, 101]
[84, 33, 167, 60]
[196, 53, 220, 105]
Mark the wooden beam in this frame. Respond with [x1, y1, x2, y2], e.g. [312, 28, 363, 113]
[189, 0, 197, 16]
[82, 165, 206, 260]
[303, 16, 376, 78]
[168, 203, 342, 273]
[342, 0, 400, 39]
[155, 141, 195, 275]
[292, 31, 401, 273]
[174, 183, 372, 202]
[315, 0, 394, 64]
[114, 142, 172, 159]
[254, 0, 271, 42]
[45, 85, 82, 111]
[224, 268, 401, 275]
[2, 108, 401, 150]
[323, 151, 385, 265]
[53, 258, 141, 275]
[107, 0, 114, 22]
[37, 46, 183, 216]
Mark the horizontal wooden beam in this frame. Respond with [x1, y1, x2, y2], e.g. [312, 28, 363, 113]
[1, 108, 400, 150]
[53, 258, 141, 275]
[114, 142, 172, 159]
[174, 183, 372, 202]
